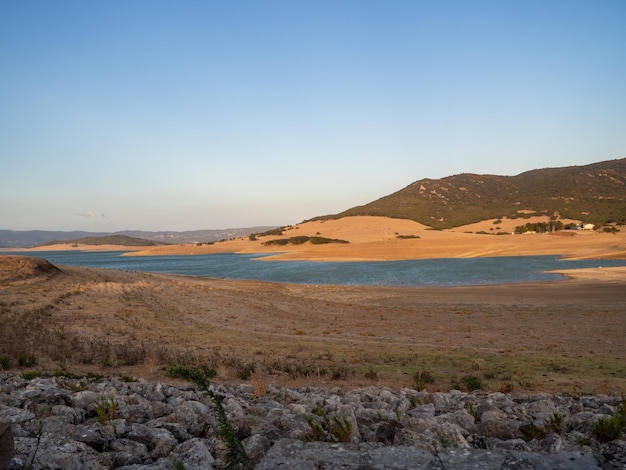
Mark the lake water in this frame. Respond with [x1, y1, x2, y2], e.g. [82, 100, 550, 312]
[3, 251, 626, 287]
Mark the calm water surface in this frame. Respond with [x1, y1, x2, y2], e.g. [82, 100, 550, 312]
[4, 251, 626, 287]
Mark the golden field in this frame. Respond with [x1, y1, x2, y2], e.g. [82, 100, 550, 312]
[123, 216, 626, 263]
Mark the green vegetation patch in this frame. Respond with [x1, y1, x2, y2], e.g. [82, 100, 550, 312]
[514, 221, 564, 233]
[262, 236, 349, 246]
[249, 228, 285, 240]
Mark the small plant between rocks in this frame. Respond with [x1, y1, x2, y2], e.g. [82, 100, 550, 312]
[546, 412, 565, 433]
[591, 396, 626, 443]
[94, 394, 118, 424]
[164, 364, 252, 470]
[306, 404, 353, 443]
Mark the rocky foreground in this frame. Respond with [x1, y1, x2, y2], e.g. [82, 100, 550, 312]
[1, 373, 625, 469]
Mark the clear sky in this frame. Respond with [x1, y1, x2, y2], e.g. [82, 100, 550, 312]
[1, 1, 625, 232]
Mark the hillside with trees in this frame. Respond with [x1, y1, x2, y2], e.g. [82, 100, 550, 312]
[316, 158, 626, 229]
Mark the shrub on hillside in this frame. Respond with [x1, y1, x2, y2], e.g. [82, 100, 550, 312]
[262, 236, 349, 246]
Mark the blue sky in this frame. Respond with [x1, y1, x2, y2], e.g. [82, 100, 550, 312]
[1, 1, 625, 231]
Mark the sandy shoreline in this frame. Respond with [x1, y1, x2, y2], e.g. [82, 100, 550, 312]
[548, 266, 626, 281]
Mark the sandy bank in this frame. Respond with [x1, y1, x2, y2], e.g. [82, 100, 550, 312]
[126, 216, 626, 264]
[548, 265, 626, 281]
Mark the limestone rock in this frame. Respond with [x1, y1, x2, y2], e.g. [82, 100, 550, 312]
[0, 421, 14, 470]
[1, 374, 623, 468]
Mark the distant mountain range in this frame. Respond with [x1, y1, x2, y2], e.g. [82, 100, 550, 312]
[0, 227, 276, 249]
[316, 158, 626, 229]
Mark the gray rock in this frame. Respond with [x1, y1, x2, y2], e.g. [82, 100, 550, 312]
[107, 438, 150, 467]
[437, 448, 508, 469]
[119, 392, 153, 422]
[374, 419, 401, 444]
[1, 374, 622, 468]
[75, 420, 122, 450]
[243, 433, 271, 464]
[171, 437, 215, 470]
[169, 399, 210, 435]
[0, 421, 14, 470]
[437, 408, 476, 430]
[222, 396, 245, 419]
[256, 439, 438, 470]
[51, 404, 84, 424]
[504, 451, 601, 469]
[428, 421, 471, 449]
[0, 408, 34, 425]
[596, 439, 626, 469]
[479, 418, 523, 440]
[481, 407, 508, 423]
[161, 421, 194, 442]
[125, 423, 178, 459]
[487, 437, 531, 451]
[13, 436, 110, 470]
[564, 411, 598, 433]
[71, 390, 101, 412]
[37, 415, 74, 439]
[258, 439, 509, 469]
[368, 445, 438, 469]
[407, 402, 436, 417]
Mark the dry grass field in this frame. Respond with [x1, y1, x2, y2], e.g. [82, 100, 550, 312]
[125, 216, 626, 261]
[1, 250, 625, 395]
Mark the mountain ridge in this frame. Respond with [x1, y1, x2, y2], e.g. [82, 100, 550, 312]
[317, 158, 626, 229]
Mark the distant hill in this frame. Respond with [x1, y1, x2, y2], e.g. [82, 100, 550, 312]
[316, 158, 626, 229]
[39, 235, 166, 247]
[0, 227, 277, 248]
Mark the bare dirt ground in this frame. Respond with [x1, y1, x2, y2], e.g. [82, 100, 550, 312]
[1, 254, 624, 395]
